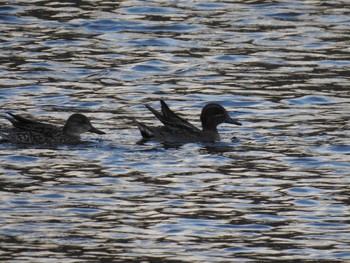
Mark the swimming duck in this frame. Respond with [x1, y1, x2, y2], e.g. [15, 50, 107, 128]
[134, 100, 242, 143]
[0, 113, 105, 145]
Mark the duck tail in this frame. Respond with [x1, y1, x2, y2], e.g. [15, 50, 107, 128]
[160, 100, 174, 119]
[5, 112, 38, 125]
[133, 119, 154, 139]
[145, 103, 163, 120]
[5, 112, 17, 124]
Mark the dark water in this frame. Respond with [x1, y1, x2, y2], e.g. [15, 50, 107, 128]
[0, 0, 350, 262]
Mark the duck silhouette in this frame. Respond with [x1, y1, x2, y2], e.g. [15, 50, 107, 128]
[134, 100, 241, 143]
[0, 113, 105, 145]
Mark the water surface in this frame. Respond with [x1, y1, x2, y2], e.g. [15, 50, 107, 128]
[0, 0, 349, 262]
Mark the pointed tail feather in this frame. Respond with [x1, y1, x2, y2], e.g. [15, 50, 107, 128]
[160, 100, 175, 119]
[145, 104, 164, 121]
[133, 119, 154, 138]
[5, 112, 17, 125]
[6, 112, 40, 125]
[147, 100, 182, 124]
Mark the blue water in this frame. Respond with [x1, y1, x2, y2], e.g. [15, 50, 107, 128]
[0, 0, 350, 262]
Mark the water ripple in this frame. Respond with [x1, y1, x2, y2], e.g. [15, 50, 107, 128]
[0, 0, 350, 262]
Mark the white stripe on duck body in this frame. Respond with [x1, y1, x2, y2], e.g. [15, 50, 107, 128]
[134, 100, 242, 143]
[0, 113, 105, 145]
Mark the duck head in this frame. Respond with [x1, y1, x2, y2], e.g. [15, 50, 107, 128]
[63, 113, 105, 137]
[200, 104, 242, 131]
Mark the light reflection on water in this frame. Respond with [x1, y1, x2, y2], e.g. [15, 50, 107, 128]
[1, 0, 350, 262]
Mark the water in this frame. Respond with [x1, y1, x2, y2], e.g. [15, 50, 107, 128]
[0, 0, 349, 262]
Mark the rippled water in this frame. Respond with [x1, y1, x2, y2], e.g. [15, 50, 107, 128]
[1, 0, 350, 262]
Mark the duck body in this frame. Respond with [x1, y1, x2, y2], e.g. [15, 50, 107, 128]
[0, 113, 105, 146]
[134, 100, 241, 143]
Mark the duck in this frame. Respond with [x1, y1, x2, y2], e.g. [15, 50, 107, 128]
[0, 113, 105, 145]
[134, 100, 242, 143]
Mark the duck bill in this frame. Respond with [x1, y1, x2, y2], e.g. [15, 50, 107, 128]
[89, 126, 106, 134]
[226, 117, 242, 126]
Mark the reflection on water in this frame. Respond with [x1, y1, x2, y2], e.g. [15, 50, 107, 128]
[1, 0, 350, 262]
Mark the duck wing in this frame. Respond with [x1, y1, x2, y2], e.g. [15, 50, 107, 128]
[6, 113, 61, 138]
[145, 100, 201, 133]
[0, 129, 51, 145]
